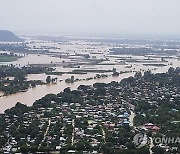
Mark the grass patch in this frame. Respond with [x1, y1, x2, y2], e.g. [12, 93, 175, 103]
[0, 56, 19, 62]
[45, 72, 63, 75]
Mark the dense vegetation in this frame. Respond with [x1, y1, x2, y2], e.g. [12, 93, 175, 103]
[0, 53, 21, 62]
[0, 66, 54, 95]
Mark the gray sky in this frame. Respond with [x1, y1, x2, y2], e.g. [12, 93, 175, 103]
[0, 0, 180, 36]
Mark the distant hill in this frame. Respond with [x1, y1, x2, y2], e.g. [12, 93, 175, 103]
[0, 30, 23, 42]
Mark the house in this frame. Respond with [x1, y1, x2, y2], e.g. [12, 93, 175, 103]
[68, 150, 76, 153]
[151, 126, 160, 131]
[122, 119, 130, 126]
[56, 146, 61, 150]
[144, 123, 160, 131]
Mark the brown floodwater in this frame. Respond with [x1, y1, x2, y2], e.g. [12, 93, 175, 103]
[0, 40, 180, 113]
[0, 58, 179, 113]
[0, 72, 134, 113]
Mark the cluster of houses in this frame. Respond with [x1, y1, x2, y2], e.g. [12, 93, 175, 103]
[0, 69, 179, 153]
[0, 84, 134, 153]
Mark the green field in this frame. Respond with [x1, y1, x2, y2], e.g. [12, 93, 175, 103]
[45, 72, 63, 75]
[0, 56, 19, 62]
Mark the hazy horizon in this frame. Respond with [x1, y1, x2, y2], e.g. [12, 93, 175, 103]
[1, 0, 180, 38]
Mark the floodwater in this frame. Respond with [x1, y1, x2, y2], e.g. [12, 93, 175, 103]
[0, 40, 179, 113]
[0, 54, 67, 66]
[0, 72, 134, 113]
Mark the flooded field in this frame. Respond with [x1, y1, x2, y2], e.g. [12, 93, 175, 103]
[0, 37, 180, 113]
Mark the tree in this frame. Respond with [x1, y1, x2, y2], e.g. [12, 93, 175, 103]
[46, 76, 51, 83]
[168, 67, 175, 74]
[134, 72, 142, 79]
[144, 70, 151, 79]
[152, 146, 164, 154]
[84, 54, 90, 59]
[64, 87, 71, 93]
[14, 74, 26, 82]
[101, 143, 114, 154]
[112, 68, 119, 76]
[75, 140, 92, 151]
[20, 143, 29, 153]
[71, 76, 75, 82]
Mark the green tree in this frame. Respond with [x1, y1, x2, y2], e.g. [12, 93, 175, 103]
[20, 143, 29, 153]
[46, 76, 51, 83]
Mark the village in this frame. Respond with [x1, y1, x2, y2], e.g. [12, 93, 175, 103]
[0, 67, 179, 154]
[1, 0, 180, 153]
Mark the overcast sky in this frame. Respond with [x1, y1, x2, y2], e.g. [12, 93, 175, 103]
[0, 0, 180, 37]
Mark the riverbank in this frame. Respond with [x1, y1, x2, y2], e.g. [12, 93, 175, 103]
[0, 72, 135, 113]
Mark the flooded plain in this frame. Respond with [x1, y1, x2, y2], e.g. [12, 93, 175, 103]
[0, 39, 180, 113]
